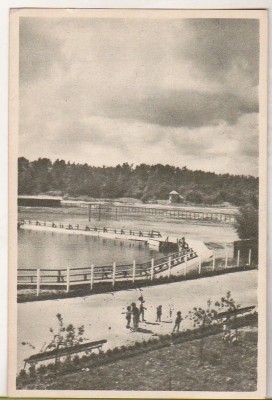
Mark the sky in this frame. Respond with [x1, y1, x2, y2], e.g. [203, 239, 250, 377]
[19, 16, 260, 176]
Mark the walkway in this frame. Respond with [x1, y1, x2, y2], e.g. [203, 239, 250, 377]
[17, 269, 257, 371]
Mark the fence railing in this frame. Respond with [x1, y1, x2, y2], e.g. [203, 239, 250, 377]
[18, 246, 199, 295]
[87, 204, 236, 224]
[18, 219, 162, 239]
[17, 245, 256, 296]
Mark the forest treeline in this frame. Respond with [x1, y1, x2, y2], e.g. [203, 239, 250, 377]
[18, 157, 258, 207]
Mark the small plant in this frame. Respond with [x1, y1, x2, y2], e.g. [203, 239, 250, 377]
[28, 364, 36, 378]
[42, 313, 88, 366]
[37, 364, 47, 375]
[186, 298, 221, 363]
[73, 354, 80, 365]
[18, 369, 27, 379]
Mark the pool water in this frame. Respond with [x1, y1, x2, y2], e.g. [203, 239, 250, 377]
[18, 229, 163, 270]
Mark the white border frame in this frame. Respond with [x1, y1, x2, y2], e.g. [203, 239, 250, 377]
[0, 1, 271, 398]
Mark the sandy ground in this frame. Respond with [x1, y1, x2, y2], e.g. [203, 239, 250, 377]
[17, 269, 257, 372]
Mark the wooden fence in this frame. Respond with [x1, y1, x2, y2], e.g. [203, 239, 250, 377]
[18, 218, 162, 239]
[18, 248, 199, 295]
[87, 204, 236, 224]
[17, 244, 255, 296]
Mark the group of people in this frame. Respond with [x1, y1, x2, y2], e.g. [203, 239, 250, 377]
[124, 295, 147, 331]
[124, 296, 183, 333]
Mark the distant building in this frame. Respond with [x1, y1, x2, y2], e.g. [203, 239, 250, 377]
[18, 195, 62, 207]
[168, 190, 184, 204]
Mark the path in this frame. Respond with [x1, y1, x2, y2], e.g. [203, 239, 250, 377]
[17, 269, 257, 371]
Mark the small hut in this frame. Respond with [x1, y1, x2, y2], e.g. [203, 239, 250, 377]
[168, 190, 184, 204]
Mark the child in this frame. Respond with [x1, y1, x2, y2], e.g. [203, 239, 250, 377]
[156, 305, 162, 322]
[139, 301, 147, 322]
[173, 311, 183, 332]
[131, 302, 140, 330]
[125, 306, 132, 329]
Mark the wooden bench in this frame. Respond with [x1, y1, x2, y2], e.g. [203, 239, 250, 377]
[24, 339, 107, 368]
[211, 305, 255, 320]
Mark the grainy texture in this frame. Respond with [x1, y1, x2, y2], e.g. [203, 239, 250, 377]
[18, 330, 257, 391]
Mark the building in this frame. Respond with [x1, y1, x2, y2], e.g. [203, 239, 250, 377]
[18, 195, 62, 207]
[168, 190, 184, 204]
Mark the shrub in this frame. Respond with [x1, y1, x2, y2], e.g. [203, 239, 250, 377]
[28, 364, 36, 378]
[18, 369, 27, 379]
[37, 364, 47, 375]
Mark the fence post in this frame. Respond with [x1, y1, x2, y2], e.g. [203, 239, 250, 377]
[184, 254, 187, 276]
[198, 256, 202, 274]
[66, 267, 70, 293]
[151, 259, 154, 280]
[90, 264, 94, 290]
[168, 256, 171, 278]
[132, 260, 136, 282]
[225, 249, 228, 269]
[248, 249, 252, 266]
[36, 269, 40, 297]
[88, 204, 92, 222]
[237, 249, 240, 267]
[112, 262, 116, 287]
[212, 253, 215, 271]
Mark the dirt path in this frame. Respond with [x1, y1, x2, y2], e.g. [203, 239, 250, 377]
[17, 269, 257, 372]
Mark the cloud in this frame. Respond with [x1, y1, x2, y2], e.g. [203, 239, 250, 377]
[19, 16, 260, 176]
[181, 19, 259, 86]
[99, 88, 258, 128]
[19, 18, 65, 84]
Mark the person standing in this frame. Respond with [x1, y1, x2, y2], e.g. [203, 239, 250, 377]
[125, 306, 132, 329]
[131, 302, 140, 331]
[173, 311, 183, 333]
[156, 305, 162, 322]
[139, 301, 147, 322]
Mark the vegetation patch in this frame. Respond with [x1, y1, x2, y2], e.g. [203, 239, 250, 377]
[17, 313, 257, 391]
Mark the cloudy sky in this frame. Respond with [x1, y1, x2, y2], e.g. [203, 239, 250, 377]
[19, 16, 259, 176]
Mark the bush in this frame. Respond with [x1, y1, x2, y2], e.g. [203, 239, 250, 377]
[235, 204, 258, 240]
[37, 364, 47, 375]
[28, 364, 36, 378]
[18, 369, 27, 379]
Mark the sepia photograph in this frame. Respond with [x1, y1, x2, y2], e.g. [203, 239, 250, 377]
[8, 8, 267, 398]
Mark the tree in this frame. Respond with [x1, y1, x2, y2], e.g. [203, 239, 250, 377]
[235, 204, 258, 239]
[186, 191, 203, 204]
[17, 157, 259, 205]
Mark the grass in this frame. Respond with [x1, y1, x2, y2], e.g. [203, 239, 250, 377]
[17, 327, 257, 392]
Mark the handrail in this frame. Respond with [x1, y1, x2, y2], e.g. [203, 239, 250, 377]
[18, 219, 162, 238]
[17, 246, 197, 289]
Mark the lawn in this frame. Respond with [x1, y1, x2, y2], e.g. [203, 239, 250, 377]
[19, 327, 257, 392]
